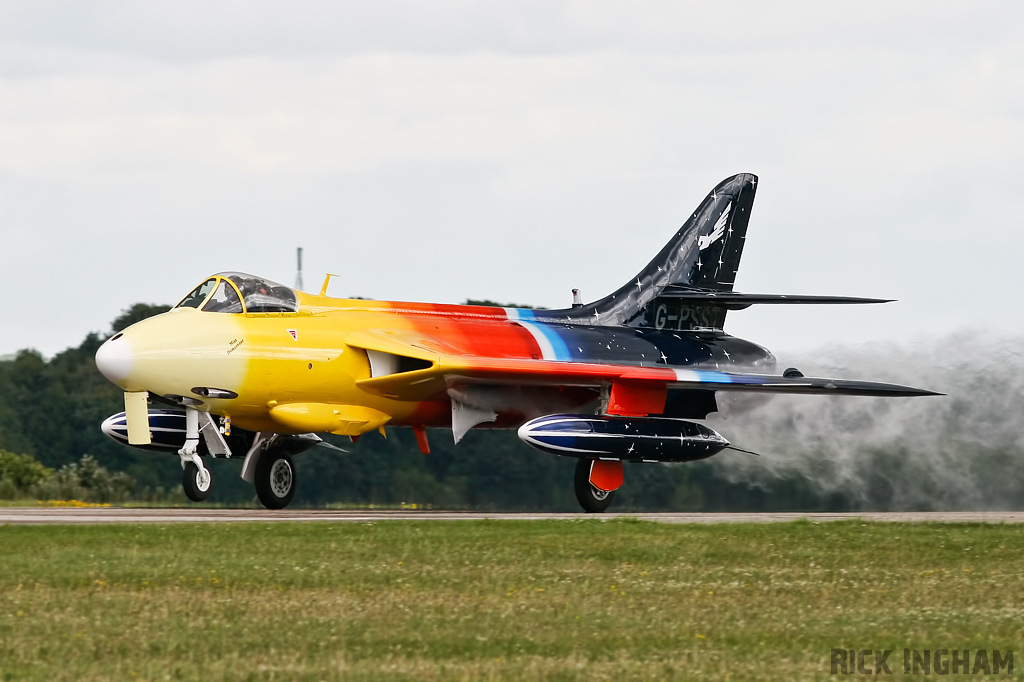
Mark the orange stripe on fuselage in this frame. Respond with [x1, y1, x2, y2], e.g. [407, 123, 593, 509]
[341, 301, 545, 360]
[339, 301, 549, 427]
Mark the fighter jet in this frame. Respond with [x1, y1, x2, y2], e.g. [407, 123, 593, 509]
[95, 173, 938, 511]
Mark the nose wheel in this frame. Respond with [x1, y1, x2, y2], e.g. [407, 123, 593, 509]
[178, 407, 213, 502]
[182, 460, 213, 502]
[255, 450, 296, 509]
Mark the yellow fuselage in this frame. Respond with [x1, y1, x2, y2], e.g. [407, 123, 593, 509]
[98, 287, 547, 435]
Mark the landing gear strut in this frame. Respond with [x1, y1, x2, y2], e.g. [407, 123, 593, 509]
[574, 458, 616, 513]
[178, 407, 213, 503]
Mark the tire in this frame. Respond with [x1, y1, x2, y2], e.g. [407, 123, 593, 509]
[255, 450, 297, 510]
[182, 460, 212, 502]
[574, 458, 614, 513]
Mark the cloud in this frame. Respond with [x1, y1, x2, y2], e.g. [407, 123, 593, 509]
[1, 3, 1024, 355]
[0, 1, 1015, 61]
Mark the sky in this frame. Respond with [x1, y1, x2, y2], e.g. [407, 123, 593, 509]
[2, 1, 1023, 358]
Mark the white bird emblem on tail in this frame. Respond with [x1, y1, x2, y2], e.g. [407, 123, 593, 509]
[698, 202, 731, 250]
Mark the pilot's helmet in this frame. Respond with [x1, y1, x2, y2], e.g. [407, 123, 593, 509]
[236, 277, 262, 297]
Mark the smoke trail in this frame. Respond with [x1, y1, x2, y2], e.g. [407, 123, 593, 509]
[704, 332, 1024, 510]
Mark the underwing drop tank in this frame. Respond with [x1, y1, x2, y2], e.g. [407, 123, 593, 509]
[517, 414, 729, 462]
[101, 409, 198, 452]
[100, 409, 322, 457]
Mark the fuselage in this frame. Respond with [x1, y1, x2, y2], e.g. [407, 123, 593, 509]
[96, 278, 775, 434]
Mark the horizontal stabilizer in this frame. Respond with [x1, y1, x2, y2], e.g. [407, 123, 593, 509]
[659, 285, 891, 308]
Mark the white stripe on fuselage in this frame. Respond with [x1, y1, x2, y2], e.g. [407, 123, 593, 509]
[504, 308, 557, 360]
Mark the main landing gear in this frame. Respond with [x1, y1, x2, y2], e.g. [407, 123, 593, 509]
[254, 450, 296, 510]
[574, 458, 624, 513]
[239, 433, 302, 510]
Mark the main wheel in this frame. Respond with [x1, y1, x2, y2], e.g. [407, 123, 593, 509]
[182, 460, 212, 502]
[574, 458, 614, 513]
[255, 450, 296, 510]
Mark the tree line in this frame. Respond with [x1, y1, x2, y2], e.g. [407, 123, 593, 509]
[0, 303, 860, 511]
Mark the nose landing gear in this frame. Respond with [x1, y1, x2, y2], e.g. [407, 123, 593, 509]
[182, 460, 212, 501]
[178, 407, 213, 502]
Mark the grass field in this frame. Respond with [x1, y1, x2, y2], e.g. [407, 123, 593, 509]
[0, 519, 1021, 681]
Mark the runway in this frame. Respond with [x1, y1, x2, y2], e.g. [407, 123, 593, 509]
[2, 508, 1024, 525]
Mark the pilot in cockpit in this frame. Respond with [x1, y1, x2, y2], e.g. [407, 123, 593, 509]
[175, 273, 297, 314]
[222, 273, 298, 314]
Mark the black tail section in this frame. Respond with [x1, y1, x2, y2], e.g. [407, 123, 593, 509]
[660, 173, 757, 293]
[542, 173, 758, 329]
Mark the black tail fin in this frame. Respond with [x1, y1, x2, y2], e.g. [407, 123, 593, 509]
[547, 173, 758, 329]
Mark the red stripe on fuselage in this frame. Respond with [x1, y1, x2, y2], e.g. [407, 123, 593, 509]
[352, 303, 561, 426]
[352, 302, 546, 360]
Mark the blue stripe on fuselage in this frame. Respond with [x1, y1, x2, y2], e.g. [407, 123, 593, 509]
[506, 309, 573, 361]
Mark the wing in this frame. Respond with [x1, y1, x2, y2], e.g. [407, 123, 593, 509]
[346, 330, 940, 402]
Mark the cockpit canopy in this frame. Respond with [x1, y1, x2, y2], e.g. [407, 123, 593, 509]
[175, 272, 298, 314]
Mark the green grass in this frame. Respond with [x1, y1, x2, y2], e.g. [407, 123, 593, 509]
[0, 519, 1021, 680]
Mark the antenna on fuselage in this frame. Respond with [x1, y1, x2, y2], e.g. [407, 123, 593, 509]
[320, 273, 340, 296]
[295, 247, 303, 291]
